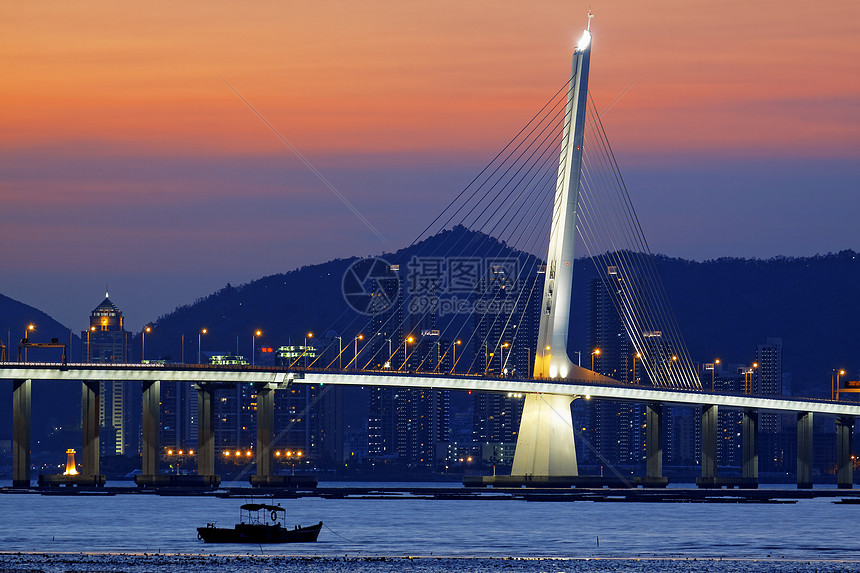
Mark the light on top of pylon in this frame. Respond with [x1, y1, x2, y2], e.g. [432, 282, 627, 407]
[577, 30, 591, 51]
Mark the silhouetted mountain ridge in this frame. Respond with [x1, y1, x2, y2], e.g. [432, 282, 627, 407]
[1, 227, 858, 444]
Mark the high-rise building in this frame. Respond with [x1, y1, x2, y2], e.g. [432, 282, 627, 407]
[159, 380, 198, 452]
[81, 292, 136, 457]
[587, 272, 645, 468]
[469, 270, 538, 469]
[756, 338, 783, 399]
[272, 349, 344, 467]
[755, 337, 785, 471]
[714, 363, 745, 469]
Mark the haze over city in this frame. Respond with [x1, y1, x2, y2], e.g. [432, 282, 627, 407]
[2, 0, 858, 328]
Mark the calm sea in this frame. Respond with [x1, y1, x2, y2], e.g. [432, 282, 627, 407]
[1, 481, 858, 572]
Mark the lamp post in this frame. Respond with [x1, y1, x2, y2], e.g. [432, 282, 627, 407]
[668, 355, 678, 385]
[23, 323, 35, 362]
[483, 344, 489, 373]
[743, 362, 758, 394]
[86, 325, 96, 362]
[385, 338, 392, 368]
[451, 340, 461, 373]
[591, 348, 601, 372]
[252, 330, 262, 366]
[751, 362, 758, 394]
[142, 325, 152, 363]
[304, 332, 313, 367]
[574, 350, 582, 366]
[334, 336, 342, 369]
[403, 336, 414, 370]
[354, 334, 364, 369]
[836, 369, 846, 400]
[500, 342, 509, 375]
[633, 352, 641, 385]
[198, 328, 207, 364]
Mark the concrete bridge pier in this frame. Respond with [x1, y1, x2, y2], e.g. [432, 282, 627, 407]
[510, 393, 578, 481]
[81, 381, 101, 478]
[12, 379, 31, 488]
[742, 410, 758, 482]
[141, 381, 161, 477]
[836, 416, 854, 489]
[645, 403, 666, 485]
[197, 383, 216, 478]
[696, 404, 718, 487]
[254, 383, 274, 480]
[797, 411, 814, 489]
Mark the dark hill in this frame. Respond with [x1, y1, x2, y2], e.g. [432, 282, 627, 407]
[142, 225, 539, 365]
[2, 229, 858, 446]
[0, 294, 83, 441]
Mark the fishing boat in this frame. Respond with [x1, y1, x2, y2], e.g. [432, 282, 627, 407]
[197, 503, 322, 543]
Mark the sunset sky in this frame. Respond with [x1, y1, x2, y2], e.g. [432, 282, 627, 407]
[2, 0, 858, 328]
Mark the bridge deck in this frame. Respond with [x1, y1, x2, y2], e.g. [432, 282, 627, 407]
[2, 363, 858, 417]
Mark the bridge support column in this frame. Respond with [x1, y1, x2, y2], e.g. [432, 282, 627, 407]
[12, 379, 31, 488]
[197, 384, 216, 477]
[836, 416, 854, 489]
[698, 405, 718, 487]
[141, 381, 161, 477]
[645, 403, 664, 484]
[797, 412, 813, 489]
[255, 384, 274, 480]
[742, 410, 758, 481]
[81, 381, 100, 478]
[511, 394, 577, 478]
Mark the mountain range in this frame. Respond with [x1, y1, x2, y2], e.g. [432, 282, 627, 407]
[2, 226, 858, 445]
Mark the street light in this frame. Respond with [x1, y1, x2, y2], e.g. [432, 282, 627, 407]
[744, 362, 758, 394]
[751, 362, 758, 394]
[304, 332, 313, 367]
[354, 334, 364, 369]
[633, 352, 642, 385]
[450, 340, 462, 373]
[591, 348, 601, 372]
[711, 358, 720, 391]
[86, 325, 96, 362]
[198, 328, 208, 364]
[500, 342, 510, 375]
[334, 336, 342, 369]
[141, 325, 152, 363]
[252, 330, 262, 366]
[23, 324, 35, 362]
[403, 336, 414, 370]
[836, 369, 846, 400]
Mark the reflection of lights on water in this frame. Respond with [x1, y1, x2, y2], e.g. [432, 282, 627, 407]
[63, 448, 79, 476]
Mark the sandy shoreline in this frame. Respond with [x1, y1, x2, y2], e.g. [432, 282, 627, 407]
[1, 552, 858, 572]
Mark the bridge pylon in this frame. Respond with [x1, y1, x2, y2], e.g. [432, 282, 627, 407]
[513, 20, 612, 480]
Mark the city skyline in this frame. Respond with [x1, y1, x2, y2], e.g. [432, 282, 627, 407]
[2, 0, 858, 329]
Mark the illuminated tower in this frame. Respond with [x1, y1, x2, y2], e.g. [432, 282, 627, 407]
[512, 16, 605, 479]
[533, 19, 593, 381]
[81, 291, 135, 457]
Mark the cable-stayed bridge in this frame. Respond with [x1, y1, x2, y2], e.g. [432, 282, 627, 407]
[3, 19, 858, 490]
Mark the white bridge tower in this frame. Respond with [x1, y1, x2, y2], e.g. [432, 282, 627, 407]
[512, 16, 610, 478]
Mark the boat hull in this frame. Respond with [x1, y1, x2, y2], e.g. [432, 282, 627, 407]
[197, 521, 322, 543]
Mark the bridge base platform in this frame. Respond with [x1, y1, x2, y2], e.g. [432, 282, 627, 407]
[134, 474, 221, 488]
[249, 475, 318, 488]
[38, 474, 106, 488]
[464, 475, 669, 489]
[695, 476, 759, 489]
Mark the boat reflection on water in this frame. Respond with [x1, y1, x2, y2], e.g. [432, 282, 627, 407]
[197, 503, 322, 543]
